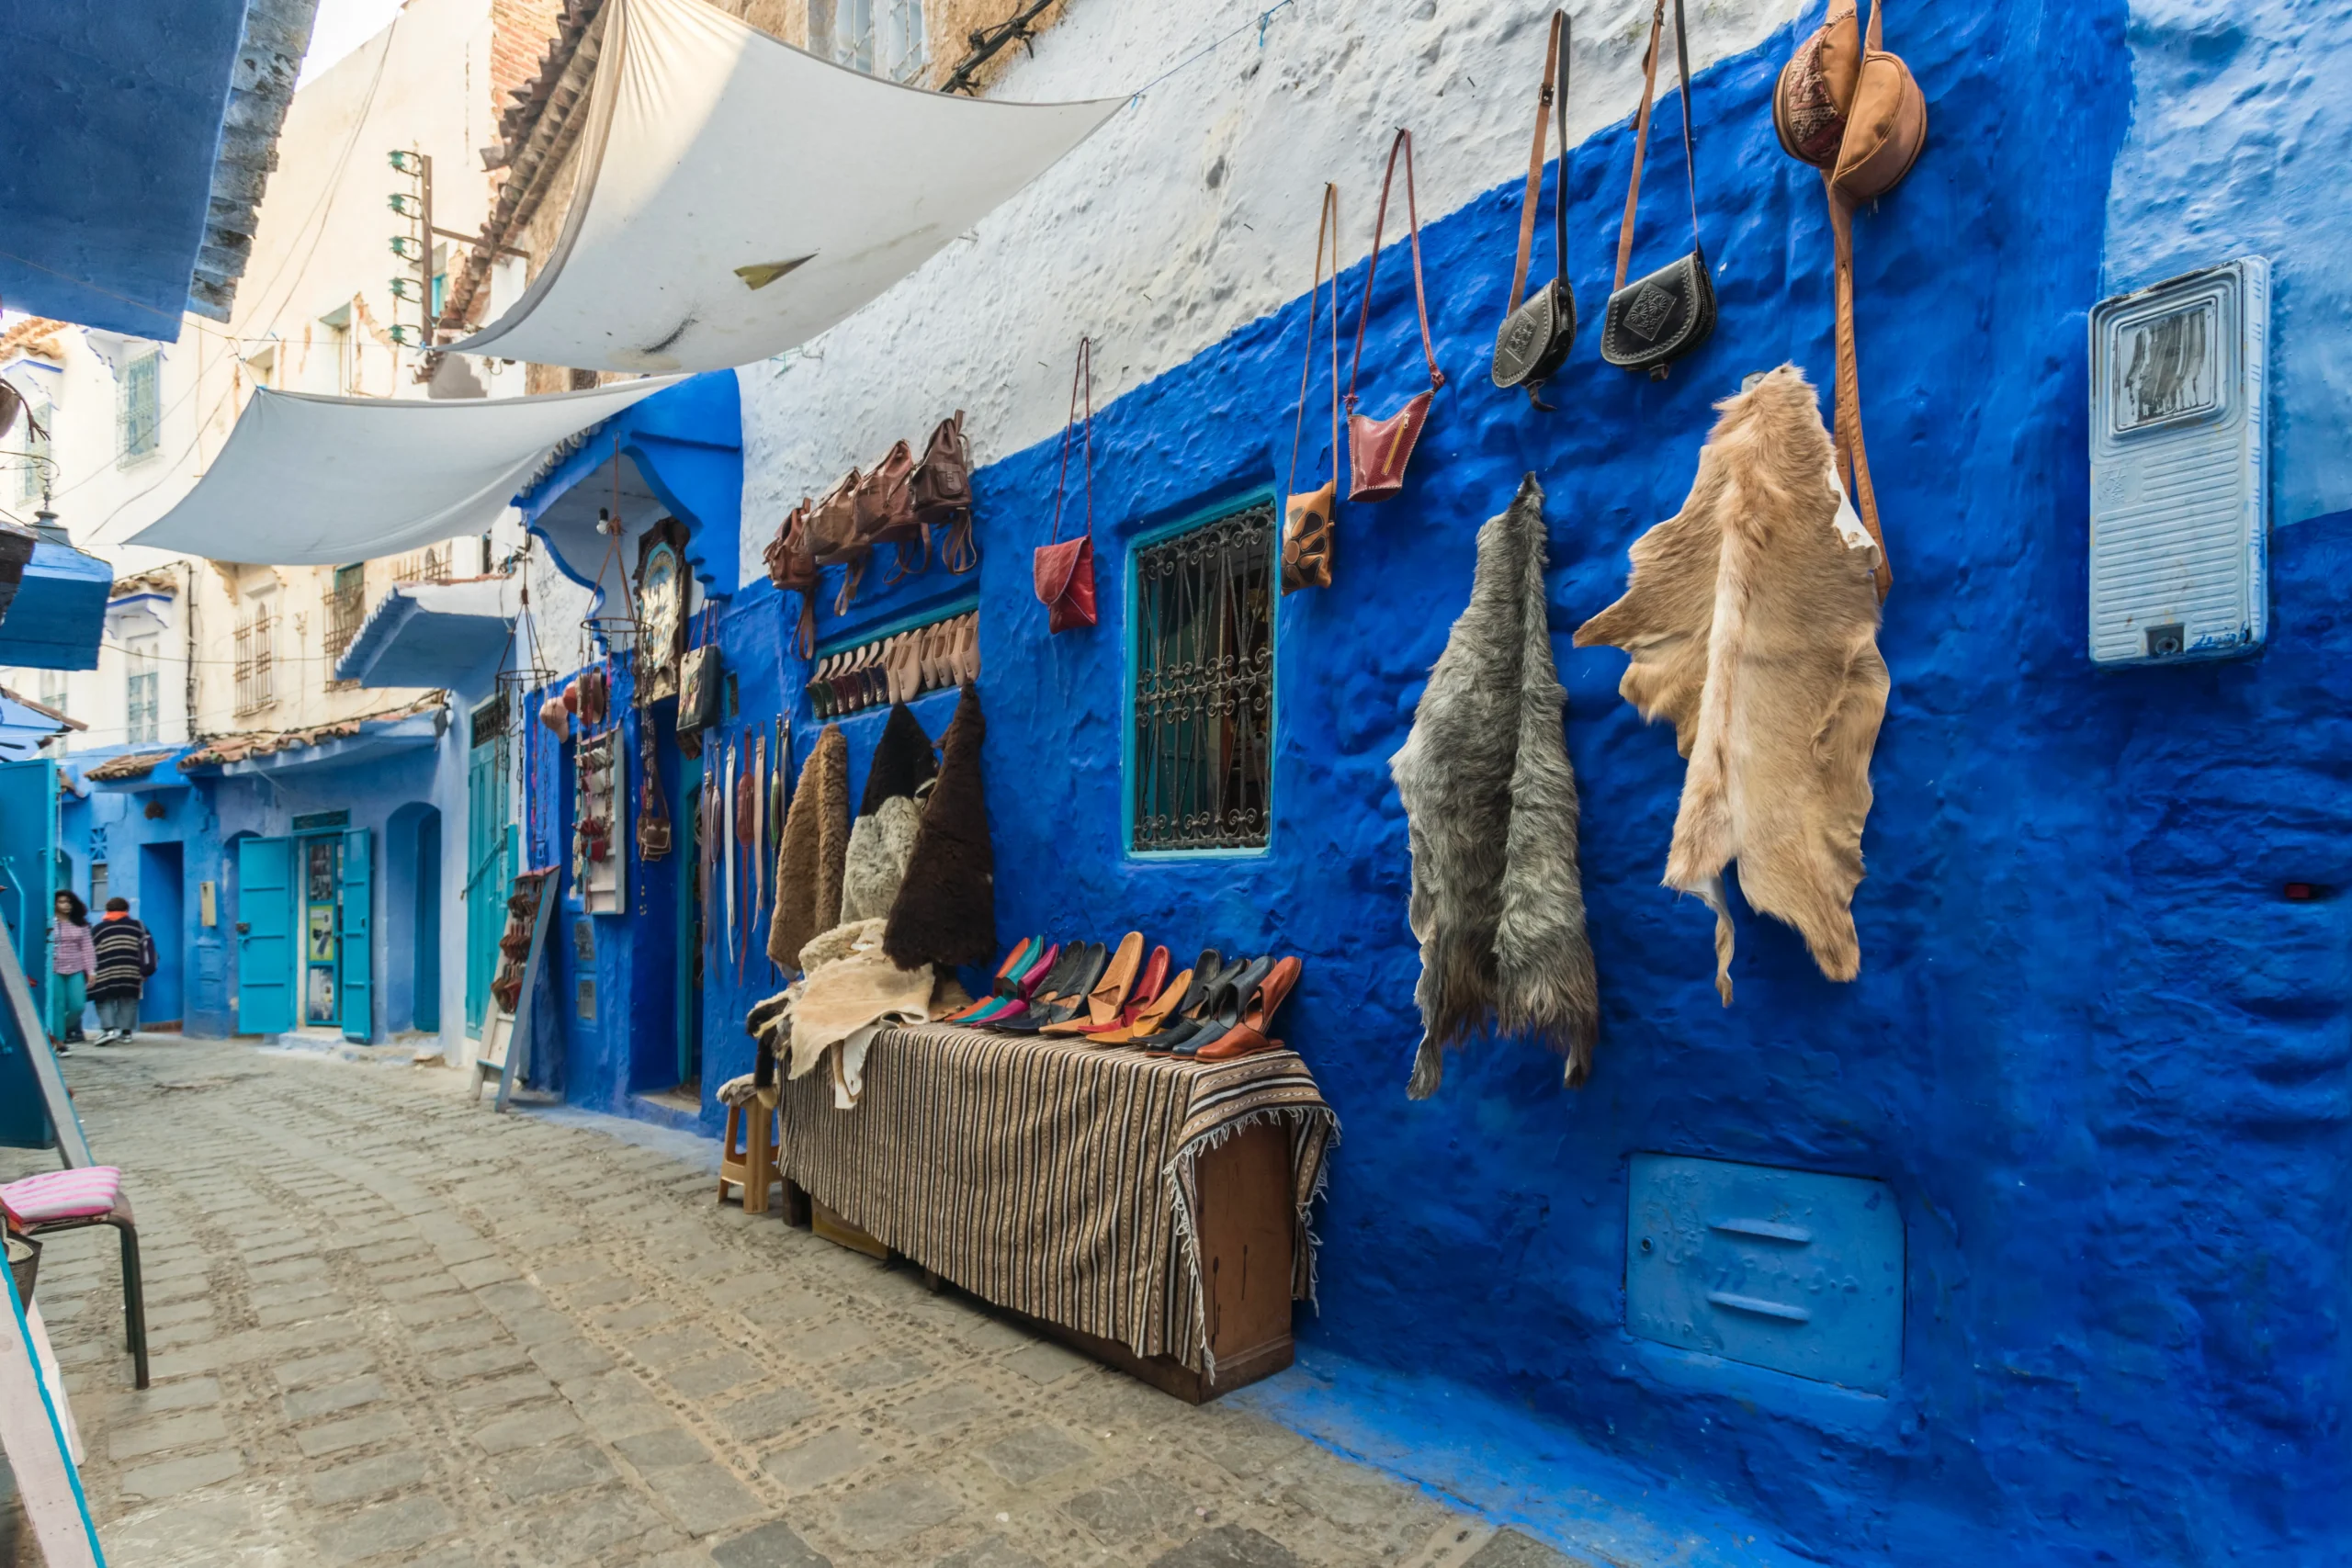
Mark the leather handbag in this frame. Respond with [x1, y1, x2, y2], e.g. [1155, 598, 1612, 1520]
[1490, 10, 1577, 408]
[854, 438, 929, 584]
[763, 499, 820, 657]
[1772, 0, 1924, 599]
[808, 471, 865, 614]
[1282, 184, 1341, 593]
[1345, 129, 1445, 502]
[1600, 0, 1715, 380]
[1034, 336, 1099, 635]
[912, 410, 979, 574]
[676, 609, 722, 755]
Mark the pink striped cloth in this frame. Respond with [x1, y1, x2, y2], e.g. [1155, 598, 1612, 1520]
[0, 1167, 121, 1224]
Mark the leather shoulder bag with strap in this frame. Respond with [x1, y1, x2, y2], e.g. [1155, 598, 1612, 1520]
[808, 470, 866, 615]
[1773, 0, 1925, 599]
[911, 410, 978, 574]
[763, 498, 820, 656]
[1491, 10, 1577, 408]
[1283, 183, 1341, 594]
[1034, 336, 1099, 635]
[853, 437, 927, 584]
[1346, 128, 1445, 502]
[1601, 0, 1715, 379]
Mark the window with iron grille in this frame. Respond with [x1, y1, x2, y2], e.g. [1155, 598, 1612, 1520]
[119, 351, 160, 462]
[1130, 500, 1275, 853]
[233, 602, 276, 716]
[124, 635, 160, 743]
[812, 0, 925, 81]
[324, 563, 365, 689]
[393, 544, 449, 584]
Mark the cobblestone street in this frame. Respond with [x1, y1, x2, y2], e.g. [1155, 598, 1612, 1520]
[6, 1038, 1567, 1568]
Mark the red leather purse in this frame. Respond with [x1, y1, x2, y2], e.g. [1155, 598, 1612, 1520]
[1346, 128, 1445, 502]
[1035, 337, 1099, 634]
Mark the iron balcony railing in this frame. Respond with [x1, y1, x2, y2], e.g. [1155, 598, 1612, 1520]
[1131, 501, 1274, 852]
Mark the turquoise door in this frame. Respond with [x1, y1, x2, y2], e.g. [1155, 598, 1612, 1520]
[236, 835, 296, 1035]
[0, 757, 58, 1147]
[340, 827, 372, 1042]
[465, 739, 514, 1035]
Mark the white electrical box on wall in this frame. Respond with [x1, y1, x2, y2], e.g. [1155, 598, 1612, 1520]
[2087, 256, 2268, 667]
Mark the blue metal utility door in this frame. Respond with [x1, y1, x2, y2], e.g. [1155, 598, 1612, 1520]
[340, 828, 372, 1042]
[465, 739, 514, 1036]
[0, 757, 58, 1147]
[235, 836, 295, 1035]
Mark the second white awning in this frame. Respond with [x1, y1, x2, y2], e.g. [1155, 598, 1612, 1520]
[448, 0, 1122, 374]
[128, 378, 680, 565]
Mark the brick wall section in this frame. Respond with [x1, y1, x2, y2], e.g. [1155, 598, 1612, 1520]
[491, 0, 567, 132]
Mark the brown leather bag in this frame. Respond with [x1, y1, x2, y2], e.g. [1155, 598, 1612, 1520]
[1035, 337, 1098, 635]
[913, 411, 978, 575]
[1773, 0, 1924, 600]
[1283, 183, 1341, 594]
[1489, 10, 1577, 409]
[763, 499, 820, 656]
[854, 438, 927, 584]
[1345, 129, 1444, 503]
[808, 471, 865, 614]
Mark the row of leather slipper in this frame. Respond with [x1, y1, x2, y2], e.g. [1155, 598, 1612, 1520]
[808, 612, 978, 718]
[939, 931, 1302, 1061]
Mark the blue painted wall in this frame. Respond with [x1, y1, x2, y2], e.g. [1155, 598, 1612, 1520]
[684, 2, 2348, 1562]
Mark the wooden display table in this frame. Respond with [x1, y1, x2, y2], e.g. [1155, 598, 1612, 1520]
[775, 1022, 1337, 1403]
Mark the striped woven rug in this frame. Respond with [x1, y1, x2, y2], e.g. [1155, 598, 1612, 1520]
[775, 1023, 1339, 1375]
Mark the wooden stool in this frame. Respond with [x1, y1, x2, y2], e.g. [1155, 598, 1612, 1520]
[718, 1100, 780, 1215]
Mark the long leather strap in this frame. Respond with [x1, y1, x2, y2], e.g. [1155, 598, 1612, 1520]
[1048, 335, 1092, 544]
[1287, 184, 1340, 496]
[1612, 0, 1703, 292]
[1507, 12, 1571, 315]
[1348, 128, 1445, 409]
[1826, 179, 1891, 598]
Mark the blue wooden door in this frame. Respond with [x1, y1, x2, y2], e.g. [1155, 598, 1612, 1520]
[235, 835, 295, 1035]
[340, 827, 372, 1042]
[465, 740, 513, 1035]
[0, 757, 58, 1147]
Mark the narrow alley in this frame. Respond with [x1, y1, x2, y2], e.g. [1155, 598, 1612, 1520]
[5, 1039, 1543, 1568]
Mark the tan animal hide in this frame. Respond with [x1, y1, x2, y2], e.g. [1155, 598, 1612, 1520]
[1573, 365, 1888, 1001]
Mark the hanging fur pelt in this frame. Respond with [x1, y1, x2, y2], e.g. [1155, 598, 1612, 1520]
[1389, 473, 1600, 1097]
[768, 724, 848, 970]
[1574, 365, 1888, 1002]
[839, 793, 922, 924]
[884, 682, 996, 970]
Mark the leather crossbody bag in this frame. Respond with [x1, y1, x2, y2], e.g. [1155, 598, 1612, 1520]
[1034, 336, 1099, 635]
[1601, 0, 1715, 379]
[1490, 10, 1577, 407]
[1346, 129, 1445, 502]
[853, 437, 928, 584]
[808, 472, 865, 615]
[1774, 0, 1925, 600]
[1282, 183, 1341, 594]
[676, 609, 723, 756]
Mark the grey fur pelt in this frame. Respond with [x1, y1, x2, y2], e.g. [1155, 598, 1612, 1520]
[839, 794, 922, 923]
[1388, 473, 1600, 1096]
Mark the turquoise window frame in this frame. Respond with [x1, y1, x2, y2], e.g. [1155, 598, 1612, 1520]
[1119, 487, 1280, 863]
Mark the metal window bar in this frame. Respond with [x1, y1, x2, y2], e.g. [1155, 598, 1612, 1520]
[126, 672, 159, 743]
[1132, 502, 1275, 852]
[324, 564, 366, 689]
[393, 545, 449, 584]
[233, 608, 275, 716]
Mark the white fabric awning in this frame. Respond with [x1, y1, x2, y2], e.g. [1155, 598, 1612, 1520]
[448, 0, 1121, 374]
[126, 378, 679, 565]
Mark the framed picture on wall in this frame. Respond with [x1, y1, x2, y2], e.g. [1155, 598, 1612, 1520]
[307, 907, 335, 963]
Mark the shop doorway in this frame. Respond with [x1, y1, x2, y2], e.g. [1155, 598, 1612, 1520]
[386, 802, 442, 1035]
[465, 700, 514, 1037]
[233, 829, 373, 1042]
[138, 840, 184, 1029]
[0, 756, 59, 1146]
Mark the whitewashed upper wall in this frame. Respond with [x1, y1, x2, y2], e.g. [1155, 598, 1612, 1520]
[736, 0, 1803, 581]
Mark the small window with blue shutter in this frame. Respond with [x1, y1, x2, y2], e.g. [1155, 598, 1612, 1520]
[119, 350, 161, 462]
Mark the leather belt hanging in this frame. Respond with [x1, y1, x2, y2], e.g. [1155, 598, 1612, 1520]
[1773, 0, 1927, 600]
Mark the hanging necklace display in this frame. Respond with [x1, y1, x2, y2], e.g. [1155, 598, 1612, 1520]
[1491, 11, 1577, 407]
[1600, 0, 1715, 379]
[1772, 0, 1924, 598]
[1035, 336, 1099, 633]
[1283, 183, 1341, 593]
[1345, 128, 1445, 502]
[573, 728, 627, 914]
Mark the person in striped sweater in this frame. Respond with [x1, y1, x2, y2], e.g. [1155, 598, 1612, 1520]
[88, 897, 154, 1045]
